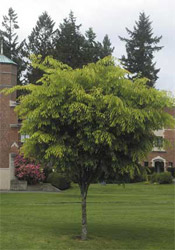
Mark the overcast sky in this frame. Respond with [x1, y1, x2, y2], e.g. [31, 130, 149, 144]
[0, 0, 174, 93]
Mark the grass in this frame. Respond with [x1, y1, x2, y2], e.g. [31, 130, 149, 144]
[0, 183, 174, 250]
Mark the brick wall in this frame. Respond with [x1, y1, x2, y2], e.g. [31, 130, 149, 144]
[144, 108, 175, 169]
[0, 63, 19, 171]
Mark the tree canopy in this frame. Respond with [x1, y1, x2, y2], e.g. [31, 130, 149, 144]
[119, 12, 163, 87]
[2, 56, 174, 240]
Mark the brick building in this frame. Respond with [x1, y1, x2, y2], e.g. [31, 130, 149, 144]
[143, 108, 175, 173]
[0, 53, 19, 190]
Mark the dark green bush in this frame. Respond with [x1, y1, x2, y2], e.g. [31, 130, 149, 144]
[158, 172, 173, 184]
[99, 164, 147, 184]
[102, 172, 145, 184]
[150, 172, 173, 184]
[47, 172, 71, 190]
[43, 166, 53, 182]
[167, 168, 175, 177]
[150, 172, 158, 183]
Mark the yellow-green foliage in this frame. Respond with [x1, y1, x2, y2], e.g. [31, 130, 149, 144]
[1, 56, 175, 183]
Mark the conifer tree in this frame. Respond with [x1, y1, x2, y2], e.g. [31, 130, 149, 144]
[83, 29, 114, 65]
[82, 27, 101, 64]
[1, 7, 19, 59]
[55, 11, 114, 69]
[24, 11, 57, 84]
[100, 34, 114, 58]
[119, 12, 163, 87]
[54, 11, 85, 69]
[0, 7, 25, 85]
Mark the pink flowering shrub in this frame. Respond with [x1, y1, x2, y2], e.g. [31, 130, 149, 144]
[14, 154, 29, 167]
[14, 155, 45, 185]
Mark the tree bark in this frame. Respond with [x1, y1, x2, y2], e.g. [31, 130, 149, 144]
[81, 194, 87, 240]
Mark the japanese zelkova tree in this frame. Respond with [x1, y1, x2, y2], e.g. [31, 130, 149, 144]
[3, 56, 174, 240]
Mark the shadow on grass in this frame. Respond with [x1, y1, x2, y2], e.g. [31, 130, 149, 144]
[2, 220, 174, 249]
[49, 221, 173, 244]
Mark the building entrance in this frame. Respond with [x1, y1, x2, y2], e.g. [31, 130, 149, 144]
[155, 161, 164, 173]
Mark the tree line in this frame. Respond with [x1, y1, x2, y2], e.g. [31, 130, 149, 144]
[0, 8, 162, 88]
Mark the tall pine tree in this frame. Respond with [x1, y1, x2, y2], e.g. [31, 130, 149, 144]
[83, 30, 114, 65]
[24, 11, 57, 83]
[119, 12, 162, 87]
[55, 11, 114, 69]
[100, 34, 114, 58]
[0, 7, 25, 85]
[82, 27, 102, 64]
[54, 11, 85, 69]
[1, 7, 19, 59]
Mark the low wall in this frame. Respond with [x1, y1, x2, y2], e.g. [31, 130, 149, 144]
[0, 168, 10, 190]
[10, 180, 27, 191]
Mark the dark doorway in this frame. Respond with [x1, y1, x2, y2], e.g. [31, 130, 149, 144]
[155, 161, 164, 173]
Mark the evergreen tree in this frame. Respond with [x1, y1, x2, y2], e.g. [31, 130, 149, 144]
[100, 34, 114, 58]
[55, 11, 114, 69]
[54, 11, 85, 69]
[119, 12, 163, 87]
[0, 7, 25, 85]
[24, 11, 57, 83]
[82, 27, 100, 64]
[83, 29, 114, 64]
[1, 7, 19, 59]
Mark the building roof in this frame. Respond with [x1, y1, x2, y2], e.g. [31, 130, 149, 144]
[0, 54, 17, 65]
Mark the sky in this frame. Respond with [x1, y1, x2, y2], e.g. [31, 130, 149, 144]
[0, 0, 174, 93]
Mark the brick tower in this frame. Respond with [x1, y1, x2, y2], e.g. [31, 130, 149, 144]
[0, 46, 19, 190]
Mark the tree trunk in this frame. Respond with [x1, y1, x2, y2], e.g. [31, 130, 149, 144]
[80, 185, 88, 240]
[81, 195, 87, 240]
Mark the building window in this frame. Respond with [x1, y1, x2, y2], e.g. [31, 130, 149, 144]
[21, 134, 30, 143]
[154, 136, 163, 148]
[9, 100, 18, 107]
[144, 162, 149, 167]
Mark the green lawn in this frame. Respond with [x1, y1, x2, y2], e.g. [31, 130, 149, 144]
[0, 183, 174, 250]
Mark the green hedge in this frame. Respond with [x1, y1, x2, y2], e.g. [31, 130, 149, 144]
[150, 172, 173, 184]
[47, 172, 71, 190]
[167, 168, 175, 177]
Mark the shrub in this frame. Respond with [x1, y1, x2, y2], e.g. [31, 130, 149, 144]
[14, 154, 45, 185]
[150, 172, 173, 184]
[150, 172, 158, 183]
[15, 164, 45, 185]
[47, 172, 71, 190]
[14, 154, 29, 167]
[157, 172, 173, 184]
[167, 167, 175, 177]
[103, 165, 146, 184]
[43, 166, 53, 182]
